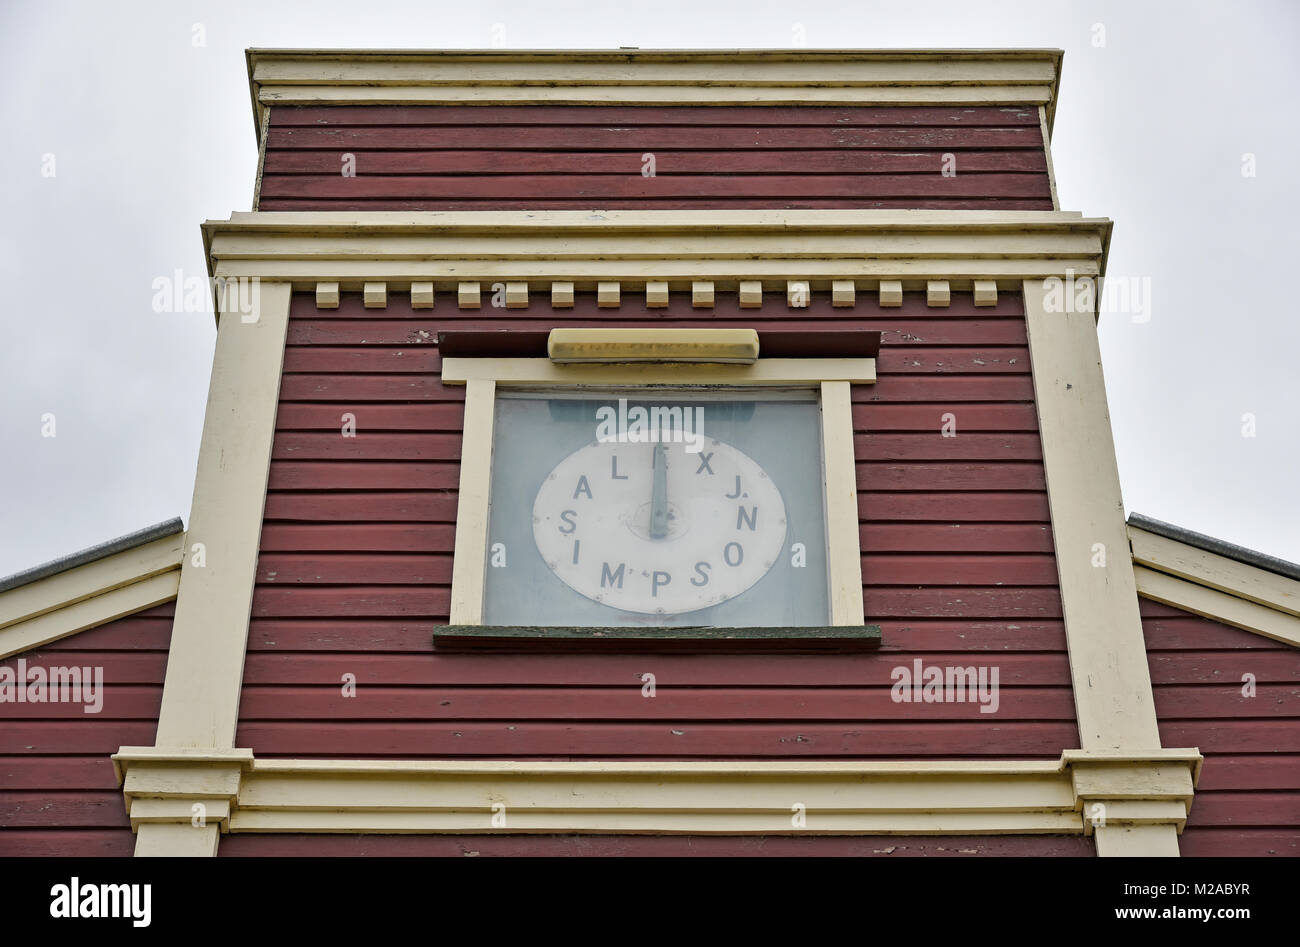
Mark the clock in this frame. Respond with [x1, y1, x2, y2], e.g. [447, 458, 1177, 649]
[482, 391, 830, 627]
[531, 435, 788, 615]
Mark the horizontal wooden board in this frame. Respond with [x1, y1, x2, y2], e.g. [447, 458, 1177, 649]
[235, 720, 1078, 757]
[1153, 684, 1300, 719]
[1184, 791, 1300, 828]
[1177, 828, 1299, 857]
[863, 554, 1058, 586]
[268, 461, 461, 490]
[1158, 720, 1300, 753]
[0, 791, 128, 829]
[0, 755, 121, 790]
[239, 651, 1071, 687]
[1195, 755, 1300, 791]
[0, 829, 135, 857]
[1148, 650, 1300, 684]
[216, 832, 1096, 857]
[265, 149, 1049, 175]
[263, 491, 459, 522]
[270, 124, 1045, 150]
[861, 492, 1050, 522]
[859, 462, 1047, 492]
[0, 722, 163, 754]
[260, 173, 1052, 200]
[244, 619, 1070, 655]
[285, 316, 1030, 347]
[233, 685, 1074, 721]
[258, 198, 1056, 211]
[270, 105, 1046, 127]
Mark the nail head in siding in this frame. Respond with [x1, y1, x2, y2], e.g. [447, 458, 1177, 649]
[551, 281, 575, 309]
[597, 281, 621, 308]
[458, 282, 481, 309]
[832, 280, 856, 308]
[739, 281, 763, 309]
[505, 281, 529, 309]
[646, 281, 670, 308]
[315, 281, 340, 309]
[692, 281, 715, 308]
[974, 280, 999, 306]
[879, 280, 903, 308]
[411, 282, 435, 309]
[926, 280, 951, 308]
[787, 281, 810, 309]
[363, 282, 387, 309]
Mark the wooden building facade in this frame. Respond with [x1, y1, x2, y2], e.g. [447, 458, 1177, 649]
[1, 49, 1297, 857]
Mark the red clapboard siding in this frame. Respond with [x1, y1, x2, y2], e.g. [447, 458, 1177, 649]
[218, 832, 1093, 857]
[1141, 602, 1300, 856]
[258, 105, 1053, 211]
[0, 603, 173, 855]
[245, 288, 1073, 762]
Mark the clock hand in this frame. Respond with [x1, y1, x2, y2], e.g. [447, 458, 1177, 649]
[650, 441, 669, 539]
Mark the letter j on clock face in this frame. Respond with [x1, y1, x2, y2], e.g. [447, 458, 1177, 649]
[532, 437, 788, 615]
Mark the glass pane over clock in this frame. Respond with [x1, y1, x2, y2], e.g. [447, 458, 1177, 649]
[482, 390, 830, 627]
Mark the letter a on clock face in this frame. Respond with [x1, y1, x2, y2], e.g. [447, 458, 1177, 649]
[532, 438, 788, 615]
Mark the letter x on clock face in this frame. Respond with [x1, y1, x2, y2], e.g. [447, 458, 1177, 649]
[482, 391, 830, 628]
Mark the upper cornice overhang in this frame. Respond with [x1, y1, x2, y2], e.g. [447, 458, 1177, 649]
[202, 209, 1111, 290]
[244, 47, 1065, 141]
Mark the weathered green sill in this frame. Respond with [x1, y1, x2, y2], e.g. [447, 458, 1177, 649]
[432, 625, 882, 652]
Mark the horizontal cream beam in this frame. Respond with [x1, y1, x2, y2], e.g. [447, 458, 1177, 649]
[213, 260, 1101, 285]
[230, 756, 1079, 835]
[231, 810, 1083, 835]
[441, 357, 876, 386]
[1134, 566, 1300, 648]
[252, 57, 1058, 86]
[257, 85, 1054, 110]
[1129, 526, 1300, 618]
[112, 751, 1203, 843]
[208, 232, 1104, 261]
[208, 209, 1096, 233]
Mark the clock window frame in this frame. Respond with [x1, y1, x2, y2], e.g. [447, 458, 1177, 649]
[442, 355, 875, 629]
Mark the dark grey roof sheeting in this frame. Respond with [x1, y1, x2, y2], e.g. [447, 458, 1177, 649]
[0, 518, 185, 594]
[1128, 513, 1300, 583]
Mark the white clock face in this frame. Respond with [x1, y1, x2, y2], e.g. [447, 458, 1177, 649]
[532, 437, 788, 615]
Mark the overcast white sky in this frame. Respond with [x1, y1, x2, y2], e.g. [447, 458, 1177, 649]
[0, 0, 1296, 575]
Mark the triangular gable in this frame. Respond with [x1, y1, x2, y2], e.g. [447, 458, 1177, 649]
[0, 520, 185, 660]
[1128, 514, 1300, 649]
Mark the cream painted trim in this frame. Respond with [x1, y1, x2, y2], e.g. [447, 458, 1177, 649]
[1039, 105, 1061, 210]
[821, 381, 865, 626]
[151, 283, 292, 760]
[111, 750, 1199, 840]
[246, 48, 1063, 136]
[1134, 566, 1300, 648]
[1094, 825, 1182, 857]
[1129, 526, 1300, 619]
[440, 358, 872, 628]
[547, 328, 760, 364]
[135, 824, 220, 857]
[442, 357, 875, 386]
[447, 378, 495, 626]
[0, 571, 179, 661]
[203, 210, 1113, 290]
[1023, 279, 1163, 753]
[0, 532, 184, 636]
[237, 758, 1083, 835]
